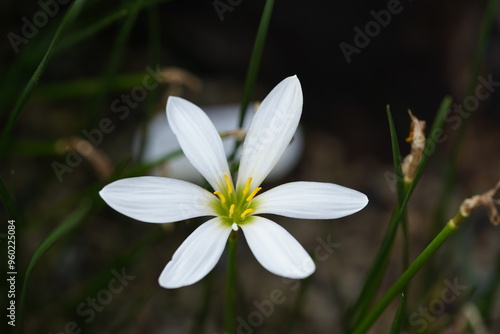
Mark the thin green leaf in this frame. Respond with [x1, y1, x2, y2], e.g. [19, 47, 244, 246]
[135, 3, 162, 161]
[432, 0, 498, 240]
[238, 0, 275, 129]
[229, 0, 275, 164]
[347, 106, 406, 329]
[390, 293, 406, 334]
[56, 9, 129, 52]
[284, 274, 313, 333]
[18, 200, 92, 331]
[352, 217, 463, 334]
[0, 0, 87, 160]
[224, 232, 238, 334]
[393, 96, 452, 232]
[32, 71, 155, 100]
[86, 0, 145, 127]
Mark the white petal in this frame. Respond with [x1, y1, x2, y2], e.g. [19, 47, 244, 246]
[254, 181, 368, 219]
[241, 217, 315, 279]
[167, 96, 231, 191]
[99, 177, 215, 223]
[159, 218, 231, 288]
[237, 76, 303, 190]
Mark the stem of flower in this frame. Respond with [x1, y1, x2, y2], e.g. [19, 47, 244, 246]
[224, 230, 238, 334]
[351, 211, 466, 334]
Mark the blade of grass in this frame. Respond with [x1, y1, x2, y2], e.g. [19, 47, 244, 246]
[56, 9, 129, 52]
[32, 71, 156, 100]
[229, 0, 275, 164]
[284, 274, 313, 333]
[190, 273, 214, 334]
[0, 0, 174, 109]
[392, 97, 452, 232]
[346, 106, 407, 329]
[390, 293, 406, 334]
[0, 0, 87, 161]
[136, 3, 162, 162]
[18, 200, 92, 333]
[351, 211, 466, 334]
[85, 0, 145, 128]
[431, 0, 498, 245]
[224, 232, 238, 334]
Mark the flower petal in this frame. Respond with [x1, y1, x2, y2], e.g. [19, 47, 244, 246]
[167, 96, 231, 191]
[254, 181, 368, 219]
[99, 176, 215, 223]
[240, 216, 315, 279]
[159, 218, 231, 288]
[236, 76, 303, 190]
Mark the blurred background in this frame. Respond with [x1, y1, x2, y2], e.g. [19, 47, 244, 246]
[1, 0, 500, 333]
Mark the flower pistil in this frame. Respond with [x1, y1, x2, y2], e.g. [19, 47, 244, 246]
[213, 175, 262, 229]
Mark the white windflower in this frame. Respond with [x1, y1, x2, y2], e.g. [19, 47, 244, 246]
[100, 76, 368, 289]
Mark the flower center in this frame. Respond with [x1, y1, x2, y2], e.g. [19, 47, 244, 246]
[213, 174, 261, 229]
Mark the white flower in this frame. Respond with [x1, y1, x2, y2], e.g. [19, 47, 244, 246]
[100, 76, 368, 289]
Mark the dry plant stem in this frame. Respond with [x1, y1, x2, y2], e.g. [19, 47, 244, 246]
[351, 211, 465, 334]
[460, 180, 500, 225]
[402, 110, 426, 183]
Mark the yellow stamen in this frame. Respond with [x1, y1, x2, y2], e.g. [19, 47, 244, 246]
[229, 204, 235, 217]
[243, 177, 253, 195]
[224, 174, 233, 194]
[213, 191, 226, 203]
[240, 208, 254, 219]
[246, 187, 262, 202]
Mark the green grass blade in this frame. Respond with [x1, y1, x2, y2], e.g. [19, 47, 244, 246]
[224, 232, 238, 334]
[432, 0, 498, 237]
[390, 293, 406, 334]
[56, 9, 129, 52]
[347, 106, 406, 328]
[393, 96, 452, 230]
[0, 0, 87, 161]
[32, 71, 155, 100]
[349, 97, 452, 333]
[85, 0, 145, 127]
[238, 0, 275, 129]
[135, 3, 162, 161]
[18, 200, 92, 332]
[387, 105, 405, 201]
[467, 0, 498, 96]
[351, 215, 463, 334]
[229, 0, 275, 163]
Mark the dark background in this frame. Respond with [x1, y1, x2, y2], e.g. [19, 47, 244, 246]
[1, 0, 499, 333]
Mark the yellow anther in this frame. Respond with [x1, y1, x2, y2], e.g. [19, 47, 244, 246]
[243, 177, 253, 195]
[229, 204, 235, 217]
[246, 187, 262, 202]
[213, 191, 226, 203]
[240, 208, 254, 219]
[224, 174, 233, 194]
